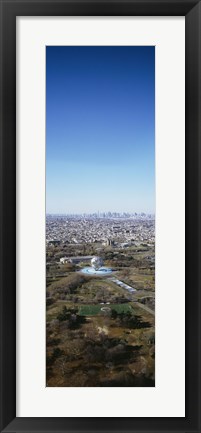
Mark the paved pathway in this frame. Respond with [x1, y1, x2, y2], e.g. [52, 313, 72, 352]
[108, 277, 136, 293]
[132, 301, 155, 316]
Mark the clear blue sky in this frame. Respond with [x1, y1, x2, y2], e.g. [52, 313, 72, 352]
[46, 46, 155, 214]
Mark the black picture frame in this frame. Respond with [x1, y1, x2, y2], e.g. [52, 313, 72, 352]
[0, 0, 200, 432]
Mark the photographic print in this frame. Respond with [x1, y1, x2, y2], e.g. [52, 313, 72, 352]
[46, 46, 155, 387]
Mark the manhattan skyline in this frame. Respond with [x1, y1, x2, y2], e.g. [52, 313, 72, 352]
[46, 46, 155, 214]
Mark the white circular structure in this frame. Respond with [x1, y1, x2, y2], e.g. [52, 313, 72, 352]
[81, 266, 113, 276]
[80, 256, 113, 276]
[91, 256, 103, 270]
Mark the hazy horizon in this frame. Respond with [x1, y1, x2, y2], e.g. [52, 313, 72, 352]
[46, 210, 155, 216]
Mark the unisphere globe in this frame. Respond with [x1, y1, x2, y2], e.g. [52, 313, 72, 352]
[91, 256, 103, 270]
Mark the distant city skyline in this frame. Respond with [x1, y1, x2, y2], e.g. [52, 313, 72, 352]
[46, 211, 155, 220]
[46, 211, 155, 216]
[46, 46, 155, 214]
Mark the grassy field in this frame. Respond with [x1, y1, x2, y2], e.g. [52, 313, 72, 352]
[78, 303, 133, 316]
